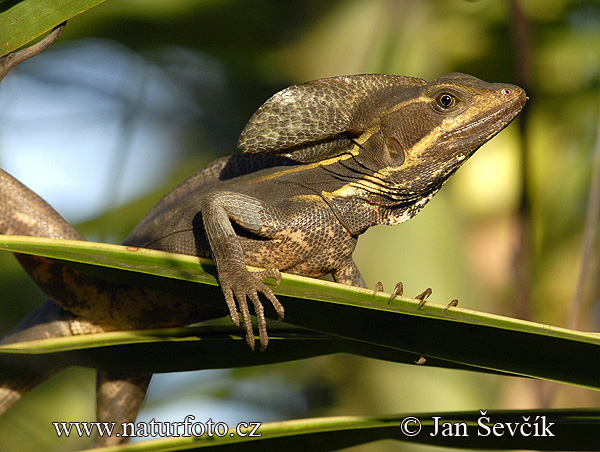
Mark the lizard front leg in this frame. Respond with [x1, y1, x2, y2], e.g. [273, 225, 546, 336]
[201, 192, 284, 350]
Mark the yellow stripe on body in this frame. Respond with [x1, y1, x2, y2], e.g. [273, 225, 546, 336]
[226, 126, 381, 188]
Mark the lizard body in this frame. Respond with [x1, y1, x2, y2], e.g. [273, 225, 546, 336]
[124, 73, 526, 350]
[0, 72, 526, 446]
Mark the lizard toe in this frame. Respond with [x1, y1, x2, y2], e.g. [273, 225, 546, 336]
[389, 282, 404, 303]
[253, 269, 285, 321]
[254, 268, 282, 286]
[373, 281, 384, 297]
[268, 292, 285, 322]
[443, 299, 459, 311]
[415, 287, 432, 309]
[223, 288, 241, 327]
[248, 291, 269, 351]
[235, 293, 255, 351]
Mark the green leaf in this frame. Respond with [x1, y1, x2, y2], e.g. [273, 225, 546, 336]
[0, 0, 107, 57]
[0, 322, 514, 379]
[80, 409, 600, 451]
[1, 235, 600, 390]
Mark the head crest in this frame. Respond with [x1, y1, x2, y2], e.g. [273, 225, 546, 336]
[237, 74, 426, 161]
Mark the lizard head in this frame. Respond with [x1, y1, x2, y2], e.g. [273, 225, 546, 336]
[237, 73, 526, 224]
[354, 72, 527, 199]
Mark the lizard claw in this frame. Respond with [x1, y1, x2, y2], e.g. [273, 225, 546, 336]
[221, 268, 284, 351]
[373, 281, 384, 296]
[415, 287, 432, 309]
[443, 299, 459, 311]
[388, 282, 404, 304]
[373, 281, 404, 305]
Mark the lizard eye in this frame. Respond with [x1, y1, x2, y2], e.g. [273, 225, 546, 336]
[435, 93, 457, 110]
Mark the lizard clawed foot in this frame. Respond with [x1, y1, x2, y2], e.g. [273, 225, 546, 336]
[415, 287, 432, 309]
[221, 268, 284, 351]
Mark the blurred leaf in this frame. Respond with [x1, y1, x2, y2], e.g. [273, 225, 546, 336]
[85, 409, 600, 451]
[0, 0, 106, 57]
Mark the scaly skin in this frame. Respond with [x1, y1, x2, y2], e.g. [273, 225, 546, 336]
[0, 73, 526, 447]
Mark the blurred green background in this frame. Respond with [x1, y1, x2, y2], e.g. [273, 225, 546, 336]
[0, 0, 599, 450]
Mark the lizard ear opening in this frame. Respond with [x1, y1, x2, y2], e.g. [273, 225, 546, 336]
[384, 137, 405, 166]
[237, 74, 426, 162]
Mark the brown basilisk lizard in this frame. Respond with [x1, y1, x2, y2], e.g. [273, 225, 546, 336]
[0, 64, 526, 446]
